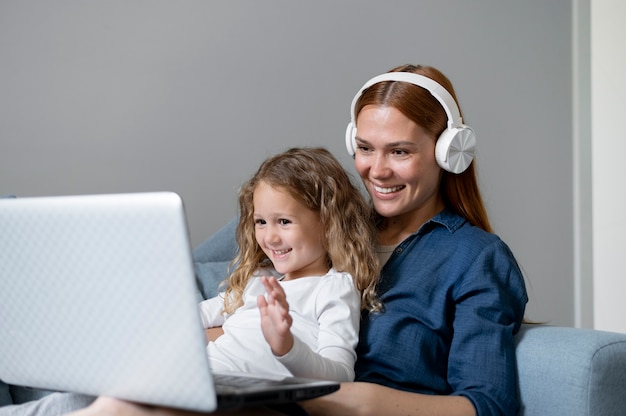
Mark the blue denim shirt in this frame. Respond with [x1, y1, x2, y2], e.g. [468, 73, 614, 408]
[355, 209, 528, 415]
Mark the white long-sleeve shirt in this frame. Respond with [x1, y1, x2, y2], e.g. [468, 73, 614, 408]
[198, 268, 360, 381]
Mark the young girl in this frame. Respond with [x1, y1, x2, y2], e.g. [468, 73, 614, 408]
[198, 147, 379, 382]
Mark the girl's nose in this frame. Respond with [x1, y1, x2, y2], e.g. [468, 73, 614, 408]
[265, 226, 281, 244]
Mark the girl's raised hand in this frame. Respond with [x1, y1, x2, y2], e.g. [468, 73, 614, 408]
[257, 275, 294, 356]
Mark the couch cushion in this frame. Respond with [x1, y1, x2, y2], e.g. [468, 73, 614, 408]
[192, 217, 238, 300]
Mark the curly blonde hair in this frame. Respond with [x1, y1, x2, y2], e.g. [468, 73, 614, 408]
[222, 147, 380, 314]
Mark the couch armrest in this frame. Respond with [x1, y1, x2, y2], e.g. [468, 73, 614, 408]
[515, 324, 626, 415]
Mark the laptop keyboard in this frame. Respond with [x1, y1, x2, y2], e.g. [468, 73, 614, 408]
[213, 373, 286, 388]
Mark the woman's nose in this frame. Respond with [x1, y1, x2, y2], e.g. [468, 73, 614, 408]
[370, 154, 391, 178]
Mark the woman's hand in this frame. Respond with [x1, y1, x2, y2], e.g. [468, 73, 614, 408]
[300, 382, 476, 416]
[300, 382, 374, 416]
[257, 275, 294, 356]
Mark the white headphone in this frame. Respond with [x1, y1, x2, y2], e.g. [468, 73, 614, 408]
[345, 72, 476, 174]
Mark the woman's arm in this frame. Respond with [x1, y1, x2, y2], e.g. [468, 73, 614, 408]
[446, 239, 527, 414]
[67, 397, 285, 416]
[301, 382, 476, 416]
[67, 384, 475, 416]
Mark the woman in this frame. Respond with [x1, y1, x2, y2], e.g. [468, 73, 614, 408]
[8, 64, 528, 416]
[299, 64, 527, 415]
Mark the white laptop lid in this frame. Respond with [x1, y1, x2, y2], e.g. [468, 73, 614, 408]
[0, 192, 218, 412]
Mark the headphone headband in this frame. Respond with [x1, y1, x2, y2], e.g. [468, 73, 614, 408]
[349, 72, 463, 130]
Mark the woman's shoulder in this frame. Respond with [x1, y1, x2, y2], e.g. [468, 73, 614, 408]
[427, 210, 516, 259]
[458, 220, 503, 245]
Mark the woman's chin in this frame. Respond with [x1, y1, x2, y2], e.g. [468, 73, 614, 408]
[371, 201, 403, 218]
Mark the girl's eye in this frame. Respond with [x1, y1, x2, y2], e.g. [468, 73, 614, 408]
[278, 219, 291, 225]
[254, 219, 266, 226]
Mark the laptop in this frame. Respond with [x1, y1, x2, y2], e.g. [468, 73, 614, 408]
[0, 192, 339, 412]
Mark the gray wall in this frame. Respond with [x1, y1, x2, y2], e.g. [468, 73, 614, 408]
[0, 1, 573, 326]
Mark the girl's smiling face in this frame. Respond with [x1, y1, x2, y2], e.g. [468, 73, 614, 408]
[253, 181, 328, 280]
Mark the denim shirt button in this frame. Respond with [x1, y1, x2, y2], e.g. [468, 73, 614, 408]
[395, 247, 403, 254]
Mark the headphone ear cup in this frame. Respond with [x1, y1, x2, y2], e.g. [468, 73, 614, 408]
[435, 126, 476, 174]
[345, 122, 357, 156]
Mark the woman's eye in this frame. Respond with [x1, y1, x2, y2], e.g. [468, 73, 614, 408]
[392, 148, 408, 156]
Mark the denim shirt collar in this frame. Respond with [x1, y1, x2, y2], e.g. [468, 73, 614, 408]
[412, 208, 467, 237]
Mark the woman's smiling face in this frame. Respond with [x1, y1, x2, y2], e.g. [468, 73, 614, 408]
[354, 104, 445, 229]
